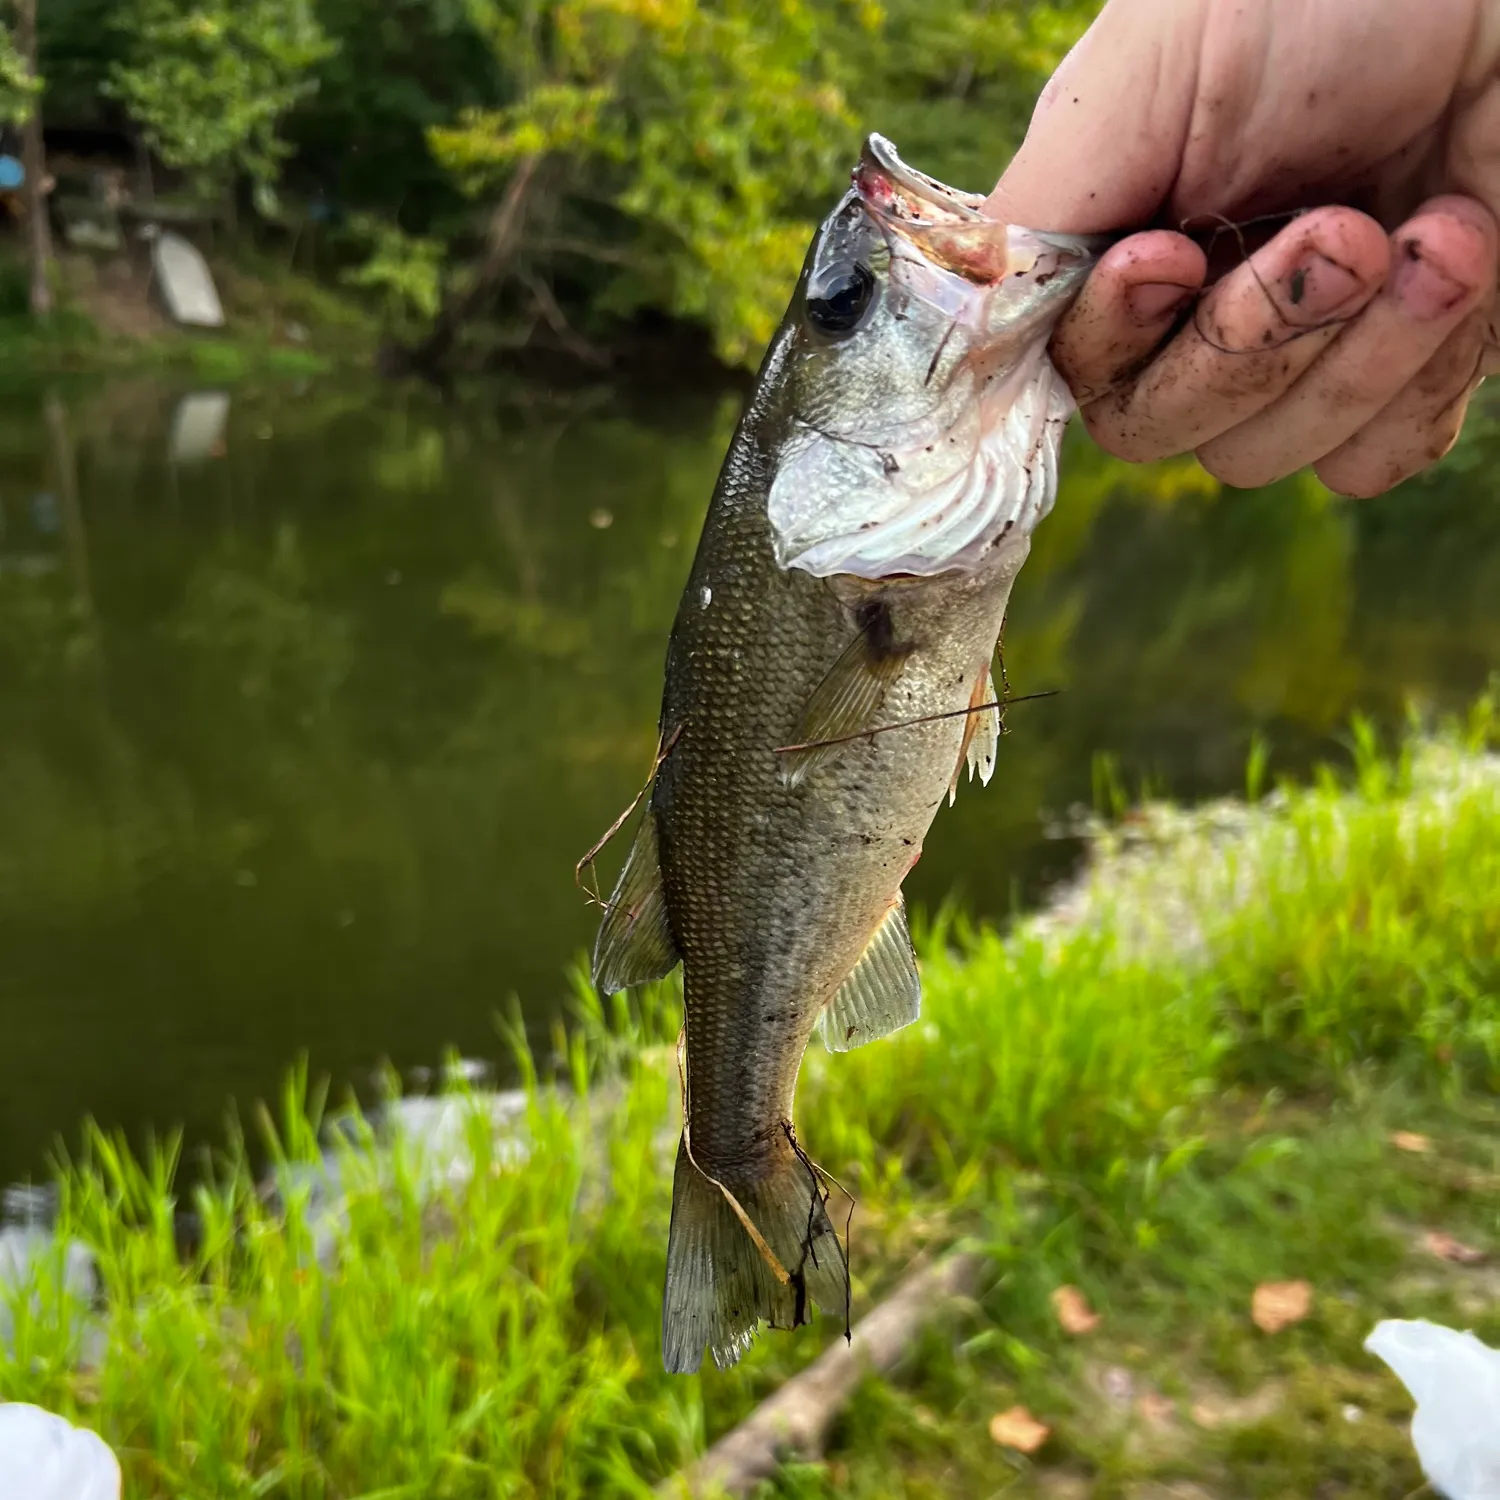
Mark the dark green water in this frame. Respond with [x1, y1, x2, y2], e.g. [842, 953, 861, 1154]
[1, 375, 1497, 1185]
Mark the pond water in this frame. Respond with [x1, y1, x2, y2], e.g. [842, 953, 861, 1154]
[1, 374, 1498, 1186]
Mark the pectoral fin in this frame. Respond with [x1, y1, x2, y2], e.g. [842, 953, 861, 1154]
[820, 898, 921, 1052]
[779, 607, 909, 789]
[591, 810, 680, 994]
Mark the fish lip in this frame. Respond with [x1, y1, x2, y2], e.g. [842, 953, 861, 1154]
[854, 133, 987, 223]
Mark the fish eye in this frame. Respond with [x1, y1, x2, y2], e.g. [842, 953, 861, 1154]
[805, 262, 876, 336]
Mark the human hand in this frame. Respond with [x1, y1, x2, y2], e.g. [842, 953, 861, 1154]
[987, 0, 1500, 496]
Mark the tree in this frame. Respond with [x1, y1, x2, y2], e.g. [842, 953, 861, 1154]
[6, 0, 53, 317]
[106, 0, 336, 206]
[424, 0, 855, 370]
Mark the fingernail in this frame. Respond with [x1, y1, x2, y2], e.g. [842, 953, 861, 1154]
[1127, 281, 1195, 323]
[1284, 251, 1364, 317]
[1393, 238, 1472, 320]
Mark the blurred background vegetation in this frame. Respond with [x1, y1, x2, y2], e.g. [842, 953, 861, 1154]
[0, 0, 1097, 372]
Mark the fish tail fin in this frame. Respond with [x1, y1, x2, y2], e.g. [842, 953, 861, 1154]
[661, 1133, 847, 1374]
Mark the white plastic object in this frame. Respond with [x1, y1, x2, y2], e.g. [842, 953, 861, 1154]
[1366, 1318, 1500, 1499]
[0, 1403, 121, 1500]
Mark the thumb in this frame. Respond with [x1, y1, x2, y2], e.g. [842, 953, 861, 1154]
[984, 0, 1207, 233]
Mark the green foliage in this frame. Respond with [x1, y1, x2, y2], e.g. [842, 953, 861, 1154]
[339, 212, 447, 323]
[105, 0, 336, 198]
[429, 0, 855, 365]
[21, 0, 1105, 360]
[422, 0, 1103, 365]
[0, 17, 37, 127]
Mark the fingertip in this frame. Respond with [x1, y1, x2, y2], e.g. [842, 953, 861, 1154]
[1390, 197, 1500, 321]
[1052, 231, 1206, 397]
[1097, 230, 1209, 293]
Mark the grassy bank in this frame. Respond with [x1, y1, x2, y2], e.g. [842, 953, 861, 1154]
[0, 248, 379, 380]
[3, 702, 1499, 1498]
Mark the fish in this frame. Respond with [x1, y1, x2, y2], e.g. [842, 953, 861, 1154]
[588, 133, 1107, 1375]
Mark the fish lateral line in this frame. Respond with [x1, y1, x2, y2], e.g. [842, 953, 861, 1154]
[574, 722, 683, 907]
[774, 689, 1060, 756]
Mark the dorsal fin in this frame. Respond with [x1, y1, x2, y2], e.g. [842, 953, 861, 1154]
[820, 898, 921, 1052]
[591, 809, 680, 994]
[778, 602, 911, 789]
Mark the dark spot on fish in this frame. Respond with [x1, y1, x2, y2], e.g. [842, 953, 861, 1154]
[1035, 269, 1056, 286]
[846, 1024, 858, 1041]
[855, 598, 900, 659]
[1289, 266, 1307, 305]
[880, 450, 900, 476]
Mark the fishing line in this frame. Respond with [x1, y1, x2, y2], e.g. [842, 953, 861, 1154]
[1178, 210, 1363, 357]
[574, 722, 683, 908]
[783, 1121, 856, 1344]
[678, 1030, 796, 1291]
[774, 689, 1061, 757]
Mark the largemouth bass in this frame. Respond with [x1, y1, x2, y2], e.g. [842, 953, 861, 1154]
[590, 135, 1105, 1374]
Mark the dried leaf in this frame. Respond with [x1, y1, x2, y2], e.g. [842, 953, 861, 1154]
[989, 1405, 1050, 1453]
[1051, 1284, 1101, 1336]
[1137, 1392, 1176, 1428]
[1391, 1131, 1432, 1154]
[1423, 1230, 1487, 1265]
[1189, 1402, 1221, 1429]
[1251, 1279, 1312, 1333]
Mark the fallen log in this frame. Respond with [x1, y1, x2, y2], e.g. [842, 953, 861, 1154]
[658, 1248, 986, 1498]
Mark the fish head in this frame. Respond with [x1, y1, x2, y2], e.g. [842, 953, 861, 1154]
[767, 134, 1109, 580]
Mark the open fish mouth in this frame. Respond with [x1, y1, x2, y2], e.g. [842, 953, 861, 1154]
[853, 133, 1108, 286]
[765, 136, 1109, 582]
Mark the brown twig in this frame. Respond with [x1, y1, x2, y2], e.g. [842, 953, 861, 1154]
[574, 723, 683, 906]
[656, 1249, 985, 1498]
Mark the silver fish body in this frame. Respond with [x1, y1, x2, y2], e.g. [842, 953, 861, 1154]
[590, 134, 1104, 1373]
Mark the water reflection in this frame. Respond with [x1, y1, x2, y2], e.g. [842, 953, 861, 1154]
[0, 376, 1495, 1185]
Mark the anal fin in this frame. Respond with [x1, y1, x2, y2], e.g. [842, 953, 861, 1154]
[591, 809, 680, 994]
[779, 607, 909, 789]
[821, 897, 921, 1052]
[946, 666, 1001, 806]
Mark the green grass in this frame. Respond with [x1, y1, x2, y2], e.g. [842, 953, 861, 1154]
[3, 697, 1499, 1498]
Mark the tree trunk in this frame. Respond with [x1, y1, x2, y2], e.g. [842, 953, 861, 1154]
[385, 155, 539, 380]
[14, 0, 52, 318]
